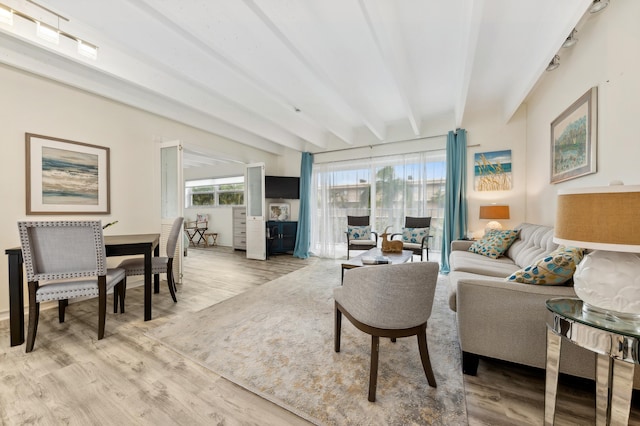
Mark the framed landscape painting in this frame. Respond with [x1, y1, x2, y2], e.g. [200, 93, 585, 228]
[26, 133, 110, 214]
[550, 87, 597, 184]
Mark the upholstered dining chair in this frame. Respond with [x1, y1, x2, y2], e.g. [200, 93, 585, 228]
[391, 216, 432, 260]
[334, 261, 439, 401]
[117, 217, 184, 305]
[18, 220, 126, 353]
[345, 215, 378, 259]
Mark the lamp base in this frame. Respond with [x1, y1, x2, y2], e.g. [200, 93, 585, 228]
[582, 302, 640, 323]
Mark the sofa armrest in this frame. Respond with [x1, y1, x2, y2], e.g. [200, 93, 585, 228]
[451, 240, 474, 252]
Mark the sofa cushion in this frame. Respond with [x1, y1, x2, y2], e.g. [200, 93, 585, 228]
[507, 223, 558, 268]
[347, 225, 371, 240]
[450, 250, 520, 276]
[506, 246, 585, 285]
[468, 229, 519, 259]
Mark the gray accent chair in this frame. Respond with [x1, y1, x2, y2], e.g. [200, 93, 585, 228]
[18, 220, 126, 353]
[117, 217, 184, 304]
[345, 215, 378, 259]
[391, 216, 432, 261]
[334, 261, 440, 401]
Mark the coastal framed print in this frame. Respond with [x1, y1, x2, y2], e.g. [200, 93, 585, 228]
[26, 133, 110, 214]
[474, 149, 512, 191]
[550, 87, 597, 184]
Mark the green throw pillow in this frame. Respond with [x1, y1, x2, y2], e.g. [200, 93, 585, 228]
[468, 229, 519, 259]
[506, 246, 584, 285]
[348, 225, 371, 240]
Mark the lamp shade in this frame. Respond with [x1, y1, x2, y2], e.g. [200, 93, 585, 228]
[479, 205, 510, 220]
[554, 185, 640, 252]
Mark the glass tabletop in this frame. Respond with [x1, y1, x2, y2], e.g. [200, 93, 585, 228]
[546, 298, 640, 338]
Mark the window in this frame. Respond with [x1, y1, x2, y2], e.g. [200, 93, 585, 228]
[312, 151, 446, 258]
[185, 176, 244, 207]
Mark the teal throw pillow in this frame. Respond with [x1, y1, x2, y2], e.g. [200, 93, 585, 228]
[506, 246, 585, 285]
[348, 225, 371, 240]
[402, 227, 428, 244]
[468, 229, 519, 259]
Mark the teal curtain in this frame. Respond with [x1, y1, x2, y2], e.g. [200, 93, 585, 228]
[294, 152, 313, 258]
[440, 129, 468, 273]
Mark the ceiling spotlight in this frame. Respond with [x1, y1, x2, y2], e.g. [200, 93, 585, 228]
[562, 30, 578, 48]
[589, 0, 609, 13]
[546, 55, 560, 72]
[0, 5, 13, 25]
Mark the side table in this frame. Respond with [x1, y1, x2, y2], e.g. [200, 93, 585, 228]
[545, 298, 639, 425]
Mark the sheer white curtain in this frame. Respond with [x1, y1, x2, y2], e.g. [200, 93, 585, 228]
[311, 151, 446, 259]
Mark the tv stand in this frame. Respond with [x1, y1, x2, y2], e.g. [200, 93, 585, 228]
[267, 221, 297, 257]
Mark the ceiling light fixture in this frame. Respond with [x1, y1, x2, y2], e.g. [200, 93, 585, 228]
[562, 30, 578, 48]
[0, 1, 98, 59]
[546, 55, 560, 71]
[589, 0, 609, 14]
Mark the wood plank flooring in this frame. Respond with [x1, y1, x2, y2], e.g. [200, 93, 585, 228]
[0, 246, 638, 425]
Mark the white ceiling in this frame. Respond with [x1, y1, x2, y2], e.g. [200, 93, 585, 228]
[0, 0, 594, 161]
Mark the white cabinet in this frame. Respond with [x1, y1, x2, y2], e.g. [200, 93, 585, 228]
[233, 206, 247, 250]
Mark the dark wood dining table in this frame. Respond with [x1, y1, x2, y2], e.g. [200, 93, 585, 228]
[5, 233, 160, 347]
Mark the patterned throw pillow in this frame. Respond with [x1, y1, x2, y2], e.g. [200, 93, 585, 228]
[468, 229, 519, 259]
[402, 227, 428, 244]
[348, 225, 371, 240]
[506, 246, 585, 285]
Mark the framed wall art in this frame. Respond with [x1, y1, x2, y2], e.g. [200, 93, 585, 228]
[474, 149, 512, 191]
[26, 133, 110, 214]
[550, 87, 597, 184]
[269, 203, 290, 221]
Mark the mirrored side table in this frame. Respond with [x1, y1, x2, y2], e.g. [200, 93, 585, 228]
[545, 298, 639, 426]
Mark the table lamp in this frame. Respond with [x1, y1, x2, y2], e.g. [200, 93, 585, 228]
[479, 205, 510, 231]
[554, 183, 640, 320]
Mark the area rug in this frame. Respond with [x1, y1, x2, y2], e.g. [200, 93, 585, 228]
[147, 259, 468, 425]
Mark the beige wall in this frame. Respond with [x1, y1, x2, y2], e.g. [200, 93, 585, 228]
[0, 64, 277, 317]
[524, 0, 640, 224]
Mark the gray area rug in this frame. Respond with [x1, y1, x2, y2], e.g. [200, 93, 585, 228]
[148, 259, 468, 425]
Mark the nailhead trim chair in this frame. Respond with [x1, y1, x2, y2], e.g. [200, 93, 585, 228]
[18, 220, 126, 352]
[334, 261, 439, 401]
[117, 217, 184, 305]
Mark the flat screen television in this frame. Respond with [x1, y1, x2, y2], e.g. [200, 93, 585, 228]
[265, 175, 300, 199]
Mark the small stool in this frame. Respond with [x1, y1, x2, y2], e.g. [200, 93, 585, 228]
[204, 232, 218, 247]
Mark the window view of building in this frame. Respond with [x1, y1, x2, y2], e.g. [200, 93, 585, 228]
[185, 176, 244, 207]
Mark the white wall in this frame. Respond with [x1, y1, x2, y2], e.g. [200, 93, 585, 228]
[0, 64, 278, 316]
[462, 105, 528, 237]
[524, 0, 640, 224]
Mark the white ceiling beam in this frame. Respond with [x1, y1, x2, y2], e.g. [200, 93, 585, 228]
[0, 33, 287, 156]
[501, 0, 592, 123]
[358, 0, 420, 136]
[131, 0, 333, 150]
[454, 0, 484, 128]
[243, 0, 386, 142]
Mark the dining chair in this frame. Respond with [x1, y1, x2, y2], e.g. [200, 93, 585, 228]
[18, 220, 126, 353]
[345, 215, 378, 259]
[117, 217, 184, 305]
[391, 216, 432, 260]
[334, 261, 439, 401]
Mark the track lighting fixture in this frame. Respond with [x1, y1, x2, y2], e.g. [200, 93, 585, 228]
[589, 0, 609, 14]
[562, 30, 578, 48]
[0, 1, 98, 59]
[546, 55, 560, 72]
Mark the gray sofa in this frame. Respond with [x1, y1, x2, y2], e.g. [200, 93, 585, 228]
[448, 223, 598, 380]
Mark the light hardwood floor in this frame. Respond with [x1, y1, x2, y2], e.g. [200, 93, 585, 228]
[0, 246, 638, 425]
